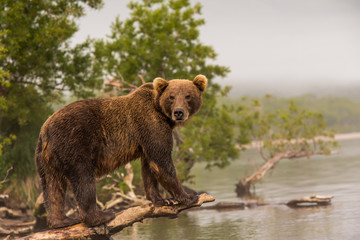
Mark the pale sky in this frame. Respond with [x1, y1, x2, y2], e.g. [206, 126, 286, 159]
[73, 0, 360, 90]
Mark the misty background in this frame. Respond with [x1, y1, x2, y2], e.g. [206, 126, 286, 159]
[72, 0, 360, 98]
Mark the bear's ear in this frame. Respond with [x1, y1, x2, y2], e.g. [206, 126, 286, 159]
[193, 74, 208, 92]
[153, 77, 169, 93]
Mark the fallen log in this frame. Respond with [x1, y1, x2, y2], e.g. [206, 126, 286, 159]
[194, 195, 333, 211]
[286, 195, 333, 207]
[17, 193, 214, 240]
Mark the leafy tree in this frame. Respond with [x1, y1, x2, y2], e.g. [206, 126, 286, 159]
[230, 94, 360, 133]
[94, 0, 227, 85]
[0, 32, 16, 192]
[261, 94, 360, 133]
[236, 97, 338, 196]
[0, 32, 11, 157]
[93, 0, 238, 181]
[0, 0, 104, 181]
[0, 32, 13, 163]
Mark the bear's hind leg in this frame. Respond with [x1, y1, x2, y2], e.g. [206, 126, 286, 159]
[42, 172, 79, 228]
[68, 172, 115, 227]
[141, 157, 163, 204]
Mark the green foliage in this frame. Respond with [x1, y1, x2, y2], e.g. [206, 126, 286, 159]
[1, 0, 104, 97]
[0, 0, 104, 181]
[179, 85, 239, 170]
[0, 134, 16, 160]
[94, 0, 228, 85]
[260, 94, 360, 133]
[229, 94, 360, 133]
[236, 96, 261, 146]
[0, 36, 9, 90]
[93, 0, 236, 179]
[0, 84, 53, 177]
[0, 31, 15, 178]
[237, 97, 338, 159]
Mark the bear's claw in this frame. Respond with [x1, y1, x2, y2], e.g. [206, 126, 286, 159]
[163, 198, 180, 206]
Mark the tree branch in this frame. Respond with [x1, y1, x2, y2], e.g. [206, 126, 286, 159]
[123, 163, 136, 199]
[137, 74, 146, 85]
[1, 166, 13, 184]
[19, 193, 215, 240]
[104, 75, 138, 93]
[257, 141, 268, 161]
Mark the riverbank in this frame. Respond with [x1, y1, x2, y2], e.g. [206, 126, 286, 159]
[334, 132, 360, 141]
[242, 131, 360, 150]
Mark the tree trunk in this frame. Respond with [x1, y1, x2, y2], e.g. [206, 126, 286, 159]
[235, 149, 327, 197]
[236, 152, 289, 197]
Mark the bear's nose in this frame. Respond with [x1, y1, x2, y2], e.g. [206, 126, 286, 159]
[174, 108, 184, 119]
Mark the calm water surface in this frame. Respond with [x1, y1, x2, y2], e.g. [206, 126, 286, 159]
[115, 139, 360, 240]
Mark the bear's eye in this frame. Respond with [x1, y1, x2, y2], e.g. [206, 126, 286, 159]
[185, 95, 191, 100]
[169, 96, 175, 100]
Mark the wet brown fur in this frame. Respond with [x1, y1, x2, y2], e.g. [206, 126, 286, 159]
[35, 75, 208, 228]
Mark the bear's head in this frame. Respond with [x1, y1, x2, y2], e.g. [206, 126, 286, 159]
[154, 75, 208, 123]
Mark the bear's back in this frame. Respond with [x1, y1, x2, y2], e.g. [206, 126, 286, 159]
[42, 82, 156, 136]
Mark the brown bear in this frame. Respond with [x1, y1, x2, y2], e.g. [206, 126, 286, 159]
[35, 74, 208, 228]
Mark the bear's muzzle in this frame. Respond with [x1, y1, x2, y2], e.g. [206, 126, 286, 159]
[173, 108, 186, 122]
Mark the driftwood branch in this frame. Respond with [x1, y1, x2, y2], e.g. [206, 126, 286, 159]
[18, 193, 214, 240]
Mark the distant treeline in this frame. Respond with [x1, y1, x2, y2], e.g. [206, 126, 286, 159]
[228, 83, 360, 101]
[223, 94, 360, 133]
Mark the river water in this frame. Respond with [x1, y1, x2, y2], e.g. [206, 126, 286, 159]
[115, 139, 360, 240]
